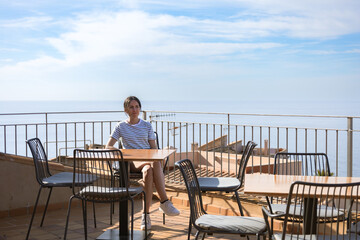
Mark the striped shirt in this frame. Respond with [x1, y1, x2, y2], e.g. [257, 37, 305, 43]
[110, 119, 156, 149]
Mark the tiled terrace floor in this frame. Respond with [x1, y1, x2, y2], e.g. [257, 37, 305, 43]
[0, 198, 265, 240]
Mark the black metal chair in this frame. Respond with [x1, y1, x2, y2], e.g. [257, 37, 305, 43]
[64, 149, 147, 240]
[262, 181, 360, 239]
[176, 159, 267, 240]
[197, 141, 257, 216]
[273, 152, 331, 176]
[25, 138, 98, 240]
[266, 153, 335, 234]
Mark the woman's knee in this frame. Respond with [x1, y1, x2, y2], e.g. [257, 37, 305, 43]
[152, 161, 162, 170]
[142, 165, 153, 178]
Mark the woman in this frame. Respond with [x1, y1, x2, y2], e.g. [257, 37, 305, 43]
[106, 96, 180, 230]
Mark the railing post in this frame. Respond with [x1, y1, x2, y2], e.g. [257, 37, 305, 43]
[45, 113, 48, 155]
[143, 111, 147, 121]
[347, 117, 353, 177]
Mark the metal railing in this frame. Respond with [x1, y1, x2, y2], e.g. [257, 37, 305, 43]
[1, 110, 359, 178]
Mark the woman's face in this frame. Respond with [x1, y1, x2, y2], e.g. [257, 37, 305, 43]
[125, 100, 141, 119]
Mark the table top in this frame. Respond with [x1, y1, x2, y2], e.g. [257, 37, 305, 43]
[244, 174, 360, 198]
[120, 149, 176, 161]
[65, 149, 176, 162]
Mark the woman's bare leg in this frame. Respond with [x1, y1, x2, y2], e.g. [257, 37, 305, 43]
[141, 165, 153, 213]
[152, 161, 168, 202]
[132, 161, 168, 208]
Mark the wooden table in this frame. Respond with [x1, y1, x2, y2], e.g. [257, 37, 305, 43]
[67, 149, 176, 240]
[244, 174, 360, 197]
[244, 174, 360, 234]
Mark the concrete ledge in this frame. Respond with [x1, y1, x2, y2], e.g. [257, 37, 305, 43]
[0, 152, 73, 172]
[0, 153, 74, 217]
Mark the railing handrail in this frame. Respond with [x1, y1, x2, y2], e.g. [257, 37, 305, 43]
[0, 110, 124, 116]
[145, 110, 360, 119]
[1, 110, 360, 119]
[0, 120, 351, 132]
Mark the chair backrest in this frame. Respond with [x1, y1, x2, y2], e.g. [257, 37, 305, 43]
[281, 181, 360, 239]
[274, 152, 331, 176]
[26, 138, 52, 185]
[237, 141, 257, 180]
[154, 131, 160, 149]
[175, 159, 206, 225]
[72, 149, 129, 202]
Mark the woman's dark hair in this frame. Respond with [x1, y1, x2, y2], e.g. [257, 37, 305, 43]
[123, 96, 141, 110]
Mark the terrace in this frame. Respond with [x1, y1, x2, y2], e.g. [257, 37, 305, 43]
[1, 110, 360, 239]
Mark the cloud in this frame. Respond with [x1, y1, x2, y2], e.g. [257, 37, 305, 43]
[310, 49, 360, 55]
[0, 1, 359, 101]
[346, 49, 360, 54]
[0, 16, 53, 29]
[43, 11, 284, 66]
[137, 0, 360, 39]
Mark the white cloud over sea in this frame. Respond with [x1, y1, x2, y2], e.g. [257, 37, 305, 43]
[0, 0, 359, 101]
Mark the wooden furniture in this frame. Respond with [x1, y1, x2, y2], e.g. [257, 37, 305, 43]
[244, 174, 360, 198]
[263, 181, 360, 239]
[64, 148, 176, 240]
[99, 149, 175, 240]
[266, 153, 332, 235]
[64, 149, 147, 240]
[176, 159, 267, 240]
[244, 174, 360, 236]
[65, 149, 175, 165]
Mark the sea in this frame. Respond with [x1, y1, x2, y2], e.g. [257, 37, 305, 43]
[1, 99, 360, 116]
[1, 99, 360, 177]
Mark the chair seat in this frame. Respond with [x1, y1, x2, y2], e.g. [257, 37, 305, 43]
[198, 177, 241, 192]
[271, 204, 345, 219]
[195, 214, 266, 234]
[79, 186, 143, 200]
[350, 222, 360, 233]
[42, 172, 97, 187]
[274, 233, 356, 240]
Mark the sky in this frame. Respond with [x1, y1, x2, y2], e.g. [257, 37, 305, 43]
[0, 0, 359, 102]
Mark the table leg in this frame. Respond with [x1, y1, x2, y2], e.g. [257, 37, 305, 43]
[96, 161, 147, 240]
[119, 199, 129, 235]
[96, 229, 146, 240]
[303, 198, 317, 234]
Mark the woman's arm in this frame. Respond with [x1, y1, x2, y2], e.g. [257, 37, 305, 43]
[105, 137, 118, 150]
[149, 139, 157, 149]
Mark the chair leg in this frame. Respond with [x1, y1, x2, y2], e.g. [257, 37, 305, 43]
[93, 202, 97, 228]
[118, 201, 121, 240]
[163, 213, 166, 224]
[40, 187, 53, 227]
[82, 200, 88, 240]
[235, 193, 251, 240]
[131, 199, 134, 240]
[235, 191, 244, 216]
[26, 186, 43, 240]
[195, 231, 200, 240]
[188, 218, 192, 240]
[143, 191, 148, 240]
[201, 232, 206, 240]
[110, 201, 113, 225]
[111, 201, 113, 225]
[64, 196, 75, 240]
